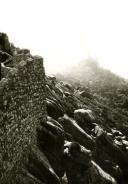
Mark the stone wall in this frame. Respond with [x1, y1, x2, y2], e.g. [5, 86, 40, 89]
[0, 56, 46, 183]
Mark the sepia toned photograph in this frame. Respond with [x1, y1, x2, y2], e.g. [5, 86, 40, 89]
[0, 0, 128, 183]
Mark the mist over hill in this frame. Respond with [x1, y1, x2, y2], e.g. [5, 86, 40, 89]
[57, 58, 127, 92]
[56, 58, 128, 129]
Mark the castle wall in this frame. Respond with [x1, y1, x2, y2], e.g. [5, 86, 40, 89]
[0, 56, 46, 183]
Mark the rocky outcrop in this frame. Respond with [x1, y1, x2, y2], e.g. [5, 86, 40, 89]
[74, 109, 95, 134]
[1, 33, 128, 184]
[26, 147, 61, 184]
[63, 141, 117, 184]
[44, 74, 128, 183]
[95, 132, 128, 182]
[46, 98, 64, 120]
[37, 119, 65, 177]
[0, 33, 12, 55]
[58, 114, 95, 150]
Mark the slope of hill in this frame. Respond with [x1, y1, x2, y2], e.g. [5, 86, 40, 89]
[1, 33, 128, 183]
[45, 74, 128, 183]
[56, 59, 128, 130]
[57, 58, 127, 92]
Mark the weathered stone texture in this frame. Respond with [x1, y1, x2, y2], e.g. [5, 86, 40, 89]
[0, 56, 46, 183]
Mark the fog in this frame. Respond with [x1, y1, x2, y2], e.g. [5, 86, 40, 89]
[0, 0, 128, 78]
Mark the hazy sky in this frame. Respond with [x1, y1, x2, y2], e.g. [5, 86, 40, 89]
[0, 0, 128, 78]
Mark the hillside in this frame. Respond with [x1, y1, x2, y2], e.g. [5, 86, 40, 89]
[0, 33, 128, 183]
[56, 59, 128, 131]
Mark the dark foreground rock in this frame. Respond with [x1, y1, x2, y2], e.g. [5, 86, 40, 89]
[74, 108, 96, 134]
[26, 147, 61, 184]
[95, 132, 128, 182]
[58, 114, 95, 150]
[62, 141, 117, 184]
[37, 119, 65, 177]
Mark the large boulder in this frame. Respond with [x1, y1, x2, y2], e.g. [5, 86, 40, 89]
[95, 132, 128, 182]
[63, 141, 117, 184]
[90, 161, 117, 184]
[26, 147, 61, 184]
[74, 109, 95, 132]
[100, 160, 123, 183]
[47, 116, 63, 129]
[46, 99, 64, 120]
[37, 120, 65, 177]
[58, 114, 95, 150]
